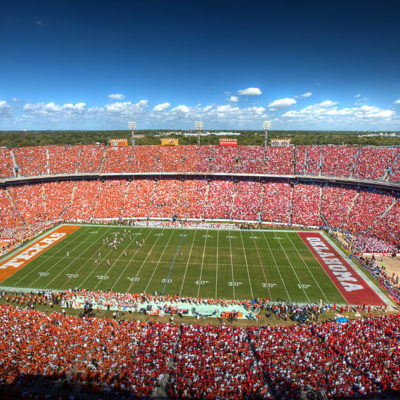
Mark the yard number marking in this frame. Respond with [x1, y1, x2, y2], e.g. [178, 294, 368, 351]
[298, 284, 311, 289]
[195, 280, 209, 285]
[262, 283, 276, 288]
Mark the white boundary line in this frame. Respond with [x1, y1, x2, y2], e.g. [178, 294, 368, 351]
[285, 232, 330, 303]
[9, 227, 89, 287]
[0, 223, 62, 264]
[64, 222, 318, 233]
[3, 223, 394, 307]
[322, 231, 394, 307]
[46, 229, 112, 289]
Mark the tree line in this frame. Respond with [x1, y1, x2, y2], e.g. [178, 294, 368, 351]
[0, 130, 399, 148]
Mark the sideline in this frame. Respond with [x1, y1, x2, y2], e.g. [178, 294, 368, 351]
[0, 225, 80, 283]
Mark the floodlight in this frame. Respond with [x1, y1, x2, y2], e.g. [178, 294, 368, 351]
[128, 121, 136, 147]
[195, 121, 202, 146]
[263, 120, 271, 149]
[263, 120, 271, 131]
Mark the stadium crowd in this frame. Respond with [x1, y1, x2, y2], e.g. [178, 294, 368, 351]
[0, 300, 399, 399]
[0, 144, 399, 182]
[1, 178, 399, 253]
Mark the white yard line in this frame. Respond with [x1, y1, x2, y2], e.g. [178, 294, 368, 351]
[126, 235, 165, 292]
[10, 227, 88, 287]
[90, 232, 143, 291]
[179, 230, 198, 296]
[22, 229, 94, 288]
[260, 231, 292, 302]
[274, 233, 311, 303]
[49, 229, 112, 289]
[197, 230, 209, 298]
[239, 231, 254, 298]
[215, 230, 219, 299]
[111, 229, 154, 291]
[143, 230, 177, 293]
[251, 234, 272, 300]
[285, 233, 330, 303]
[228, 234, 236, 300]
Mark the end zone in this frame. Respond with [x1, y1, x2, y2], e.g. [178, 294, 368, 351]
[0, 225, 80, 283]
[298, 232, 385, 306]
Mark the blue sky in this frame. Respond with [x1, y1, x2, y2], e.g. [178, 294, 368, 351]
[1, 0, 400, 130]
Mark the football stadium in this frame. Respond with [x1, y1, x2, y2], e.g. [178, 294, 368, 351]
[0, 142, 399, 399]
[2, 0, 400, 398]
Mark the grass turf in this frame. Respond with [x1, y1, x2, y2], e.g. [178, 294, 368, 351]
[1, 225, 347, 304]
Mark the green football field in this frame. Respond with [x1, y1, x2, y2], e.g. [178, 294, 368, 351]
[1, 225, 348, 304]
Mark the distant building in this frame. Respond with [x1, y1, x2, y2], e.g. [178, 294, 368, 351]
[270, 139, 292, 146]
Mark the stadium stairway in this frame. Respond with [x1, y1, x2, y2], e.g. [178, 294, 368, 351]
[42, 184, 47, 216]
[60, 182, 77, 218]
[247, 335, 275, 400]
[258, 181, 267, 221]
[318, 147, 323, 176]
[230, 181, 238, 220]
[98, 147, 107, 173]
[6, 188, 25, 224]
[387, 151, 400, 181]
[350, 147, 362, 178]
[202, 180, 211, 219]
[45, 147, 50, 175]
[381, 197, 398, 217]
[151, 326, 183, 399]
[120, 179, 132, 217]
[364, 197, 399, 238]
[343, 192, 359, 229]
[74, 147, 83, 174]
[148, 179, 158, 218]
[9, 149, 18, 177]
[288, 184, 295, 225]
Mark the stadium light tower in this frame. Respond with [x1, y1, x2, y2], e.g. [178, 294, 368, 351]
[195, 121, 202, 146]
[128, 121, 136, 148]
[263, 120, 271, 149]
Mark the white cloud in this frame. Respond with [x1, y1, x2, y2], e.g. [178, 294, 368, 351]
[268, 98, 297, 110]
[171, 105, 190, 113]
[283, 101, 395, 122]
[5, 97, 398, 130]
[153, 102, 170, 111]
[227, 96, 239, 102]
[23, 102, 86, 118]
[0, 101, 13, 118]
[299, 92, 312, 98]
[319, 100, 338, 107]
[394, 99, 400, 105]
[237, 87, 262, 96]
[35, 20, 43, 26]
[108, 93, 125, 100]
[354, 93, 361, 98]
[89, 100, 148, 119]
